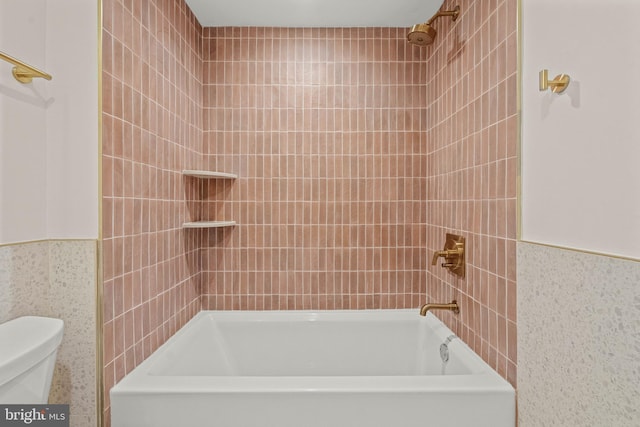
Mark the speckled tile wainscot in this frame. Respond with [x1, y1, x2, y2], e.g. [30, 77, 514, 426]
[0, 240, 97, 427]
[517, 242, 640, 427]
[48, 240, 97, 427]
[0, 241, 50, 323]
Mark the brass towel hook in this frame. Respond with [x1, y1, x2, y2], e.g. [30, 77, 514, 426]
[0, 50, 52, 84]
[539, 69, 570, 93]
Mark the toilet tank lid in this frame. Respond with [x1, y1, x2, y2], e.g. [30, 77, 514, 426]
[0, 316, 64, 387]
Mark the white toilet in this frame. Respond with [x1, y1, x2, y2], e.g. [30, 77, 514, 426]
[0, 316, 64, 403]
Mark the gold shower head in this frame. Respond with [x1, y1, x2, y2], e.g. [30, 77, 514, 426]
[407, 5, 460, 47]
[407, 23, 437, 46]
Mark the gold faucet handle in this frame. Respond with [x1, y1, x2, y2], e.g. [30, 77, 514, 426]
[431, 250, 446, 265]
[431, 249, 460, 265]
[433, 233, 466, 278]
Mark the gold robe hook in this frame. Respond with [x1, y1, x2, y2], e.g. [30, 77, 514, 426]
[539, 69, 570, 93]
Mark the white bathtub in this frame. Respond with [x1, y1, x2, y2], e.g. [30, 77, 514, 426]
[110, 310, 515, 427]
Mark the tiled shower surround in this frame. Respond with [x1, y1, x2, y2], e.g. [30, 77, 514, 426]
[102, 0, 517, 423]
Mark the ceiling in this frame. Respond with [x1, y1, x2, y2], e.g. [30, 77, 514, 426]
[185, 0, 445, 28]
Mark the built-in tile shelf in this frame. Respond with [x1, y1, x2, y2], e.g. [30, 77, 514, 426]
[182, 170, 237, 179]
[182, 170, 238, 230]
[182, 221, 236, 229]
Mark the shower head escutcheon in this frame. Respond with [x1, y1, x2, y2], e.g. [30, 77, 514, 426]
[407, 5, 460, 47]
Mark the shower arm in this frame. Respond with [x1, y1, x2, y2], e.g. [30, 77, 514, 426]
[425, 6, 461, 25]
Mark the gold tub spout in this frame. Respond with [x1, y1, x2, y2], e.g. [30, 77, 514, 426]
[419, 300, 459, 317]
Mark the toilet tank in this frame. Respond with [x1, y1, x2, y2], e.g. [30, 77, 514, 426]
[0, 316, 64, 404]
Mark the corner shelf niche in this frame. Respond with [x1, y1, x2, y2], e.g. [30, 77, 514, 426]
[182, 221, 236, 229]
[182, 169, 237, 229]
[182, 169, 238, 179]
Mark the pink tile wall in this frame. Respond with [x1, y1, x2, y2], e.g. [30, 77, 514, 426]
[101, 0, 203, 424]
[201, 27, 431, 311]
[423, 0, 518, 387]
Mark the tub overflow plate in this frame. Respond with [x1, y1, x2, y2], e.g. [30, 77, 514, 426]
[440, 334, 457, 363]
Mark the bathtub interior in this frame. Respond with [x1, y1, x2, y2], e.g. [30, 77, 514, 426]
[112, 310, 515, 427]
[146, 310, 484, 377]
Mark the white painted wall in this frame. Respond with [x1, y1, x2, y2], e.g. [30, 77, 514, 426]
[0, 0, 48, 243]
[521, 0, 640, 259]
[45, 0, 99, 240]
[0, 0, 98, 244]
